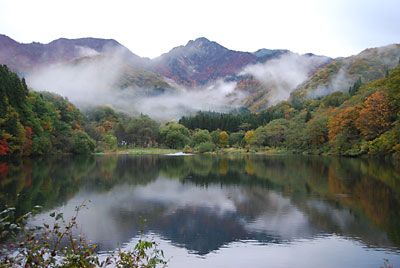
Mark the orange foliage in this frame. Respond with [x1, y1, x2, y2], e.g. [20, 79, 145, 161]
[328, 107, 360, 141]
[103, 121, 114, 131]
[74, 122, 82, 131]
[96, 126, 106, 136]
[355, 91, 391, 139]
[67, 105, 75, 111]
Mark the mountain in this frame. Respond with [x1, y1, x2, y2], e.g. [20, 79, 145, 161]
[291, 44, 400, 102]
[65, 55, 172, 93]
[234, 52, 333, 111]
[150, 37, 290, 87]
[0, 34, 143, 75]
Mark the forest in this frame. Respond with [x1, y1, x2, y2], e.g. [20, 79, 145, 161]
[1, 63, 400, 158]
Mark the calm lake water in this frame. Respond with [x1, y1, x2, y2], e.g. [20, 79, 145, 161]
[1, 154, 400, 267]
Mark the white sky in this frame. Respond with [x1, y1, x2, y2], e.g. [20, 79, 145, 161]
[0, 0, 399, 59]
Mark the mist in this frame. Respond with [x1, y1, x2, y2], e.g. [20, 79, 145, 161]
[132, 80, 245, 120]
[26, 48, 247, 120]
[240, 53, 330, 105]
[307, 67, 349, 99]
[308, 44, 400, 99]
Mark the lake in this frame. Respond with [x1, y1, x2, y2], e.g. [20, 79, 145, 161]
[1, 154, 400, 267]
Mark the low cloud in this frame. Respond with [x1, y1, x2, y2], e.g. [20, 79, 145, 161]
[307, 67, 348, 99]
[26, 48, 247, 120]
[241, 53, 330, 105]
[132, 80, 245, 120]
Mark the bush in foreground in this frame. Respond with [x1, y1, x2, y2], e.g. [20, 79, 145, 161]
[0, 203, 167, 268]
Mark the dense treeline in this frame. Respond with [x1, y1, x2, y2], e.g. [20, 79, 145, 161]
[179, 104, 293, 132]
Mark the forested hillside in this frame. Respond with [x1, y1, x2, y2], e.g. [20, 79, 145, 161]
[1, 59, 400, 158]
[180, 64, 400, 158]
[0, 65, 95, 156]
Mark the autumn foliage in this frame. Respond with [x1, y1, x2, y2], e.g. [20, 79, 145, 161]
[328, 107, 360, 141]
[355, 90, 391, 139]
[0, 138, 9, 155]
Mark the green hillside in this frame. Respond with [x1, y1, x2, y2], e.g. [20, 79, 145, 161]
[0, 65, 95, 156]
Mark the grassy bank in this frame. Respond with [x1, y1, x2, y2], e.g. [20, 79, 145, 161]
[96, 148, 180, 155]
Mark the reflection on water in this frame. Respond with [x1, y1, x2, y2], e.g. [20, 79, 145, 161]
[1, 154, 400, 267]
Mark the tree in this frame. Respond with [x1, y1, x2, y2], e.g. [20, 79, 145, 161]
[305, 116, 329, 148]
[191, 129, 212, 147]
[71, 131, 96, 154]
[244, 130, 255, 146]
[229, 131, 245, 147]
[254, 119, 289, 147]
[305, 110, 312, 123]
[355, 90, 391, 139]
[349, 77, 362, 96]
[113, 123, 126, 146]
[102, 134, 118, 150]
[159, 123, 190, 149]
[210, 129, 221, 145]
[219, 131, 229, 148]
[328, 107, 360, 141]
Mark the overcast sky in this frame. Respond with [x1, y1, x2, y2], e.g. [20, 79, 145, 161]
[0, 0, 399, 59]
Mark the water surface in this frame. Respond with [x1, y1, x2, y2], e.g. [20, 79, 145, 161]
[1, 154, 400, 267]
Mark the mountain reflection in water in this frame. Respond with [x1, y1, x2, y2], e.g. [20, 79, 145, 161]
[1, 154, 400, 266]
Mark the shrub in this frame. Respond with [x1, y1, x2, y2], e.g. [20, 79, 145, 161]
[0, 203, 167, 268]
[196, 142, 215, 153]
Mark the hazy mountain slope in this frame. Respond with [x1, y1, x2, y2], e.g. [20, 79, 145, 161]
[25, 54, 175, 115]
[235, 52, 333, 111]
[291, 44, 400, 102]
[66, 55, 172, 93]
[150, 37, 291, 87]
[0, 34, 143, 75]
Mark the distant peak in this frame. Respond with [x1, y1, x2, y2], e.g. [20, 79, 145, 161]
[193, 37, 211, 43]
[0, 34, 17, 42]
[185, 37, 226, 51]
[252, 48, 289, 58]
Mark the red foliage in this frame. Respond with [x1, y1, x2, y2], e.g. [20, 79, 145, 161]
[0, 138, 9, 155]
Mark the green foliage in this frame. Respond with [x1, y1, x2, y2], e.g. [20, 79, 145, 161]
[159, 123, 190, 149]
[0, 65, 93, 156]
[124, 115, 160, 148]
[229, 131, 245, 147]
[179, 106, 289, 133]
[321, 91, 350, 108]
[349, 77, 362, 96]
[195, 141, 215, 153]
[210, 129, 221, 145]
[71, 131, 96, 154]
[254, 119, 289, 147]
[86, 105, 121, 123]
[190, 129, 212, 147]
